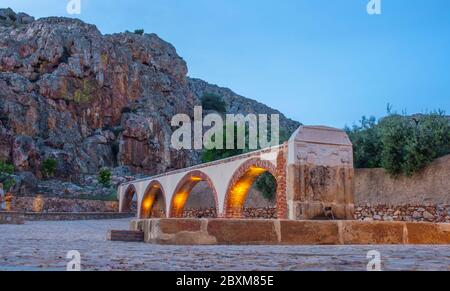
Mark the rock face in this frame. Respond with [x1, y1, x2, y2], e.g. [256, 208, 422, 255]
[0, 8, 299, 193]
[189, 78, 300, 135]
[0, 8, 34, 27]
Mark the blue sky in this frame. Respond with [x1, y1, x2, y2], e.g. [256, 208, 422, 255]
[2, 0, 450, 128]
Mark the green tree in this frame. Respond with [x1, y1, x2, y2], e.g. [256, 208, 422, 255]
[41, 158, 57, 179]
[254, 172, 277, 200]
[402, 112, 450, 175]
[98, 168, 112, 188]
[200, 93, 227, 113]
[347, 109, 450, 176]
[0, 161, 15, 191]
[134, 29, 144, 35]
[345, 116, 382, 168]
[378, 114, 413, 175]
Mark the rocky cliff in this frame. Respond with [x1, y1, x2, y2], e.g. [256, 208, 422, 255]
[0, 8, 299, 196]
[188, 78, 299, 135]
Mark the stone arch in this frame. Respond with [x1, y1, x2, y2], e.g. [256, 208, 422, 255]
[139, 180, 167, 219]
[224, 156, 287, 219]
[169, 170, 219, 218]
[121, 184, 138, 213]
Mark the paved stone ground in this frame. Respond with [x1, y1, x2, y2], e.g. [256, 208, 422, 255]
[0, 219, 449, 271]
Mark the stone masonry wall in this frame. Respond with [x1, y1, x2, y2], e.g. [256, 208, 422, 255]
[11, 196, 119, 213]
[244, 207, 277, 219]
[183, 208, 217, 218]
[182, 205, 449, 222]
[354, 205, 450, 223]
[182, 207, 277, 219]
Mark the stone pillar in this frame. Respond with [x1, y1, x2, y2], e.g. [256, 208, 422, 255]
[286, 126, 355, 220]
[275, 146, 288, 219]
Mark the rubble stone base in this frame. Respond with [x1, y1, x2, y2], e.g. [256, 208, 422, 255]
[355, 205, 450, 223]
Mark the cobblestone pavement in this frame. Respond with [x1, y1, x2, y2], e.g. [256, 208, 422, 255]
[0, 219, 449, 271]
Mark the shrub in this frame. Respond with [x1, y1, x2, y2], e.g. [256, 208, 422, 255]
[400, 112, 450, 175]
[200, 93, 227, 113]
[0, 161, 15, 191]
[345, 116, 382, 168]
[0, 161, 14, 176]
[254, 172, 277, 200]
[347, 110, 450, 176]
[378, 114, 414, 175]
[98, 168, 112, 188]
[41, 158, 57, 178]
[134, 29, 144, 35]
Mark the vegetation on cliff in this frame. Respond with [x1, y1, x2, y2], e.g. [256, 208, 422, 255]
[0, 161, 15, 191]
[200, 93, 227, 113]
[41, 158, 57, 179]
[98, 168, 112, 188]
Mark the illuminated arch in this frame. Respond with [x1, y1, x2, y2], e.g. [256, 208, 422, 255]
[224, 157, 287, 219]
[169, 170, 219, 218]
[121, 184, 138, 213]
[140, 180, 167, 219]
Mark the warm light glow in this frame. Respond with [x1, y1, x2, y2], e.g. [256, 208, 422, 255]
[32, 195, 44, 213]
[173, 191, 189, 209]
[170, 175, 205, 217]
[5, 192, 13, 212]
[228, 167, 269, 214]
[140, 185, 164, 218]
[171, 190, 190, 217]
[250, 167, 266, 173]
[143, 199, 153, 210]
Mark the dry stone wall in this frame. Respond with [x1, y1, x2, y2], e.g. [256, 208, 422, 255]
[354, 205, 450, 223]
[181, 207, 277, 219]
[11, 196, 118, 213]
